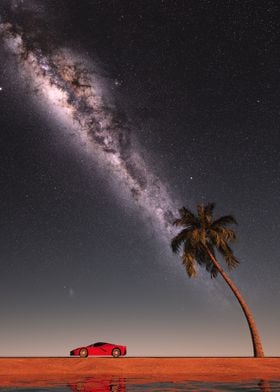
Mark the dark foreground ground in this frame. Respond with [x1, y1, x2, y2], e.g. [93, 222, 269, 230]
[0, 357, 279, 387]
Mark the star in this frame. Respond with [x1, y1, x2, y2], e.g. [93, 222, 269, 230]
[114, 79, 123, 87]
[0, 87, 3, 91]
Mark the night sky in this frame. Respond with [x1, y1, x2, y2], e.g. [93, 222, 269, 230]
[0, 0, 279, 357]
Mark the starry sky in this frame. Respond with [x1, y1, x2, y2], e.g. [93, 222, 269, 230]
[0, 0, 279, 357]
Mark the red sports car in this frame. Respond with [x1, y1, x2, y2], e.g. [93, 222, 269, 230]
[70, 341, 127, 358]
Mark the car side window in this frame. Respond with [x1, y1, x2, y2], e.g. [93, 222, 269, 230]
[93, 342, 105, 347]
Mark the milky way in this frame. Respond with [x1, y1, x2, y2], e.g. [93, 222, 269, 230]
[0, 3, 179, 240]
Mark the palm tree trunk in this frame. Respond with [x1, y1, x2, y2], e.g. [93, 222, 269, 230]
[205, 245, 264, 358]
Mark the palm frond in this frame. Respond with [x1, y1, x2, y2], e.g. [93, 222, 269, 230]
[210, 264, 219, 278]
[172, 207, 197, 227]
[218, 227, 236, 242]
[212, 215, 237, 228]
[170, 228, 191, 253]
[216, 242, 240, 270]
[225, 252, 240, 270]
[183, 237, 196, 256]
[194, 246, 207, 267]
[197, 203, 215, 231]
[210, 227, 236, 244]
[208, 229, 222, 247]
[182, 252, 197, 278]
[172, 218, 190, 228]
[196, 243, 219, 278]
[197, 204, 205, 225]
[189, 228, 203, 247]
[204, 203, 215, 225]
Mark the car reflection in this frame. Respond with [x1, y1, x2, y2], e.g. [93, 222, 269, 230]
[69, 377, 126, 392]
[258, 379, 271, 392]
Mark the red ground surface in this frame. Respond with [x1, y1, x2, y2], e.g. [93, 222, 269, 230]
[0, 357, 279, 387]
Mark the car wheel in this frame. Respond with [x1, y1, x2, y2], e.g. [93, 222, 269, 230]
[79, 348, 88, 358]
[112, 348, 121, 358]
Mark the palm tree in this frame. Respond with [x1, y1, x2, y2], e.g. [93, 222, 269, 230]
[171, 203, 264, 357]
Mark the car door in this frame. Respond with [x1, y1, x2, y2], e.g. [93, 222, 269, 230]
[92, 342, 108, 355]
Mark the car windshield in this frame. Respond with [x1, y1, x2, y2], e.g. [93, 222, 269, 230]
[93, 342, 106, 347]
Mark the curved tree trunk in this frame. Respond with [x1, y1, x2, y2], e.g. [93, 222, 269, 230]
[205, 246, 264, 358]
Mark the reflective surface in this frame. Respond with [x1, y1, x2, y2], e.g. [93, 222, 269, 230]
[0, 377, 280, 391]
